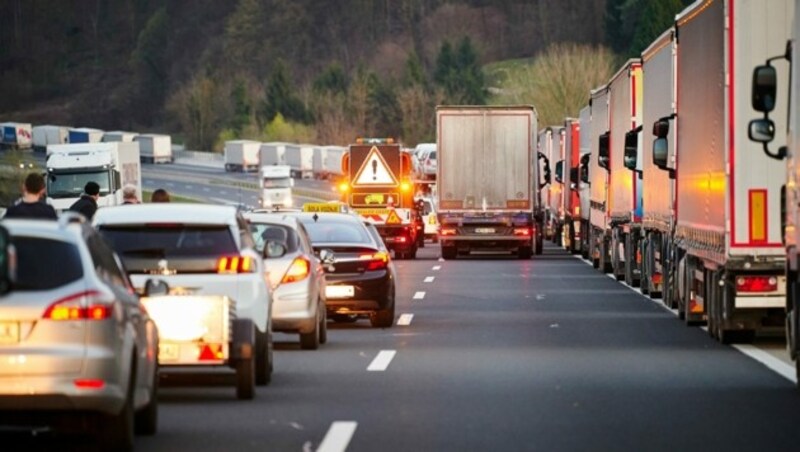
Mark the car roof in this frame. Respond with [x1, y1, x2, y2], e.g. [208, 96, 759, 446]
[277, 212, 362, 224]
[243, 212, 303, 228]
[2, 218, 86, 241]
[93, 203, 240, 226]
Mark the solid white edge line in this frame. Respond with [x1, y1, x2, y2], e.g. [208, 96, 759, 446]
[317, 421, 358, 452]
[424, 276, 435, 283]
[367, 350, 397, 371]
[575, 254, 795, 382]
[397, 313, 414, 326]
[413, 291, 426, 300]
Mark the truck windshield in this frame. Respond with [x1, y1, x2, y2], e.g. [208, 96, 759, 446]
[47, 170, 110, 198]
[263, 178, 291, 189]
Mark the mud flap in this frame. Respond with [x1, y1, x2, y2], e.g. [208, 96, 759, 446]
[231, 318, 255, 363]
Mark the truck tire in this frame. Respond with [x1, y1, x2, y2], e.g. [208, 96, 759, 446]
[442, 246, 457, 260]
[236, 354, 256, 400]
[599, 239, 612, 274]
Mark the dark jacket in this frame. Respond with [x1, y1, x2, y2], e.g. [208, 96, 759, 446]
[4, 201, 58, 220]
[68, 195, 98, 220]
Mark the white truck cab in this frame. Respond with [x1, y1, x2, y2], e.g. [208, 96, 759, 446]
[260, 165, 294, 209]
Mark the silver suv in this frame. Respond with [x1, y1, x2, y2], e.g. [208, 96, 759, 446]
[0, 216, 161, 451]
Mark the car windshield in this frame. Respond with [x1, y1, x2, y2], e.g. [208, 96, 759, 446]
[299, 218, 371, 244]
[250, 223, 298, 253]
[47, 170, 110, 198]
[12, 236, 83, 290]
[98, 225, 238, 258]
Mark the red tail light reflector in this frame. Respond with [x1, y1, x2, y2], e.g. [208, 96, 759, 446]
[440, 227, 457, 236]
[198, 344, 224, 361]
[43, 290, 113, 321]
[397, 236, 407, 243]
[513, 228, 531, 236]
[74, 379, 105, 389]
[360, 251, 389, 271]
[282, 258, 311, 284]
[736, 276, 778, 293]
[651, 272, 663, 285]
[217, 256, 255, 274]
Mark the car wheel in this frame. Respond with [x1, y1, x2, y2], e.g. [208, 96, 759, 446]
[442, 246, 457, 260]
[255, 328, 272, 386]
[371, 288, 395, 328]
[99, 364, 135, 451]
[517, 246, 533, 259]
[300, 319, 320, 350]
[134, 363, 158, 436]
[318, 306, 328, 344]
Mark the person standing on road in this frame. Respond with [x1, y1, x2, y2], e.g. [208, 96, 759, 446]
[121, 184, 140, 204]
[68, 181, 100, 220]
[3, 173, 57, 220]
[151, 188, 170, 203]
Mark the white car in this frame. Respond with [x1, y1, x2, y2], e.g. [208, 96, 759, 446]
[418, 197, 439, 241]
[94, 204, 273, 398]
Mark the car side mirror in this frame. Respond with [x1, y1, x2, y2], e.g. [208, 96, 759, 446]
[554, 160, 564, 184]
[748, 118, 775, 143]
[598, 132, 610, 171]
[752, 64, 777, 113]
[143, 279, 169, 297]
[623, 129, 639, 171]
[319, 249, 335, 265]
[263, 240, 287, 259]
[0, 226, 14, 295]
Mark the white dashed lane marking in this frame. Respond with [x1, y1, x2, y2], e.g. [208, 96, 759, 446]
[432, 265, 441, 271]
[397, 314, 414, 326]
[317, 421, 358, 452]
[413, 291, 426, 300]
[367, 350, 397, 371]
[424, 276, 435, 283]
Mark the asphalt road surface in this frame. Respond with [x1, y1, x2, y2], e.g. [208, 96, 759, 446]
[9, 243, 800, 451]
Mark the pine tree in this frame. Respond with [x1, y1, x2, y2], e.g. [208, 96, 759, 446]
[629, 0, 686, 56]
[263, 61, 309, 124]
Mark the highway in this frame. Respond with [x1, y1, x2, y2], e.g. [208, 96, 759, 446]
[9, 243, 800, 451]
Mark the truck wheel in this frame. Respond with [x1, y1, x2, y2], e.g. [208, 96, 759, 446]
[255, 328, 273, 386]
[236, 354, 256, 400]
[442, 246, 457, 260]
[409, 246, 418, 259]
[371, 289, 395, 328]
[517, 246, 533, 259]
[599, 240, 612, 274]
[134, 363, 158, 436]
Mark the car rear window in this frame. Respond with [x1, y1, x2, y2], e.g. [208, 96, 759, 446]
[98, 225, 238, 258]
[13, 237, 83, 291]
[299, 218, 371, 244]
[250, 224, 298, 254]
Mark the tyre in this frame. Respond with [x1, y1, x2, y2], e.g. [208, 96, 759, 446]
[318, 307, 328, 345]
[408, 246, 418, 259]
[255, 328, 273, 386]
[517, 246, 532, 259]
[599, 240, 612, 274]
[442, 246, 457, 260]
[535, 233, 544, 255]
[371, 289, 395, 328]
[300, 318, 321, 350]
[134, 364, 158, 436]
[236, 354, 256, 400]
[98, 367, 135, 451]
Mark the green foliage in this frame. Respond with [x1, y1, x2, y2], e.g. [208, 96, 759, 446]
[262, 113, 315, 142]
[630, 0, 686, 56]
[606, 0, 692, 58]
[262, 61, 310, 124]
[130, 6, 170, 124]
[229, 80, 253, 133]
[434, 37, 487, 104]
[313, 63, 349, 95]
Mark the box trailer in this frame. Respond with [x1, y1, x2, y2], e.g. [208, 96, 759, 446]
[286, 144, 314, 179]
[589, 86, 612, 271]
[32, 125, 69, 152]
[224, 140, 260, 172]
[539, 127, 565, 245]
[136, 134, 173, 164]
[1, 122, 32, 150]
[561, 118, 582, 254]
[68, 127, 104, 144]
[103, 131, 139, 143]
[259, 142, 289, 167]
[578, 106, 593, 259]
[321, 145, 346, 180]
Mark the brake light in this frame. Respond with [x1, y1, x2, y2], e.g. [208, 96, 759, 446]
[440, 227, 457, 236]
[513, 228, 531, 236]
[74, 379, 105, 389]
[217, 256, 255, 274]
[282, 258, 311, 284]
[42, 290, 113, 321]
[736, 275, 778, 293]
[652, 272, 663, 285]
[198, 343, 224, 361]
[360, 251, 389, 271]
[397, 236, 407, 243]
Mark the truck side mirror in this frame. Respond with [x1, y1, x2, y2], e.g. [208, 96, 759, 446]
[112, 170, 121, 191]
[0, 226, 13, 295]
[752, 64, 777, 113]
[653, 138, 669, 170]
[748, 118, 775, 143]
[598, 132, 610, 171]
[623, 129, 639, 171]
[554, 160, 564, 184]
[579, 154, 590, 184]
[569, 167, 579, 190]
[537, 152, 551, 189]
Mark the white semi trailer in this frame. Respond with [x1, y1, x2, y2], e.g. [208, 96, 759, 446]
[589, 86, 612, 272]
[578, 106, 592, 259]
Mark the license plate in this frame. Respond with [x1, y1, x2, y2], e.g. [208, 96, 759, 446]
[0, 321, 19, 344]
[158, 343, 179, 362]
[475, 228, 495, 234]
[326, 285, 355, 299]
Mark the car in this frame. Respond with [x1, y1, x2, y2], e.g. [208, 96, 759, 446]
[417, 197, 439, 242]
[413, 143, 435, 177]
[276, 212, 396, 328]
[0, 216, 161, 451]
[244, 212, 328, 349]
[93, 204, 274, 399]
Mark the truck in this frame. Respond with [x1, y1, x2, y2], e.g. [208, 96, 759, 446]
[68, 127, 104, 144]
[607, 59, 644, 287]
[341, 138, 420, 259]
[260, 165, 293, 209]
[0, 122, 32, 150]
[103, 131, 138, 143]
[436, 106, 539, 260]
[224, 140, 260, 172]
[749, 0, 799, 379]
[45, 142, 142, 212]
[654, 0, 791, 340]
[640, 29, 677, 302]
[556, 117, 582, 254]
[315, 145, 346, 180]
[588, 86, 612, 271]
[286, 144, 315, 179]
[32, 125, 69, 152]
[539, 127, 564, 245]
[259, 142, 289, 166]
[135, 133, 173, 164]
[578, 106, 593, 259]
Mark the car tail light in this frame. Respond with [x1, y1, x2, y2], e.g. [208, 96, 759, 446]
[736, 275, 778, 293]
[282, 257, 311, 284]
[217, 256, 255, 274]
[74, 379, 105, 389]
[513, 227, 531, 236]
[651, 272, 663, 285]
[198, 343, 224, 361]
[440, 227, 457, 236]
[360, 251, 389, 271]
[396, 236, 407, 243]
[42, 290, 113, 321]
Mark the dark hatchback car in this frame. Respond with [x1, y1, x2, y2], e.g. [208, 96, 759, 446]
[286, 213, 396, 328]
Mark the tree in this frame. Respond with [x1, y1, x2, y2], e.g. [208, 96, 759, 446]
[223, 0, 267, 74]
[313, 62, 349, 95]
[629, 0, 686, 56]
[434, 37, 487, 104]
[490, 43, 615, 127]
[130, 6, 169, 125]
[168, 75, 229, 152]
[262, 61, 309, 124]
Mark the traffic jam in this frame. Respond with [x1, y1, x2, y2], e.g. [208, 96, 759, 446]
[3, 0, 800, 451]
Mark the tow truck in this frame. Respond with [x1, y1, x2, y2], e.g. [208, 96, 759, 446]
[338, 138, 420, 259]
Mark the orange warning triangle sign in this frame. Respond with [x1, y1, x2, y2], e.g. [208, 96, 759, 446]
[352, 146, 398, 186]
[386, 209, 402, 224]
